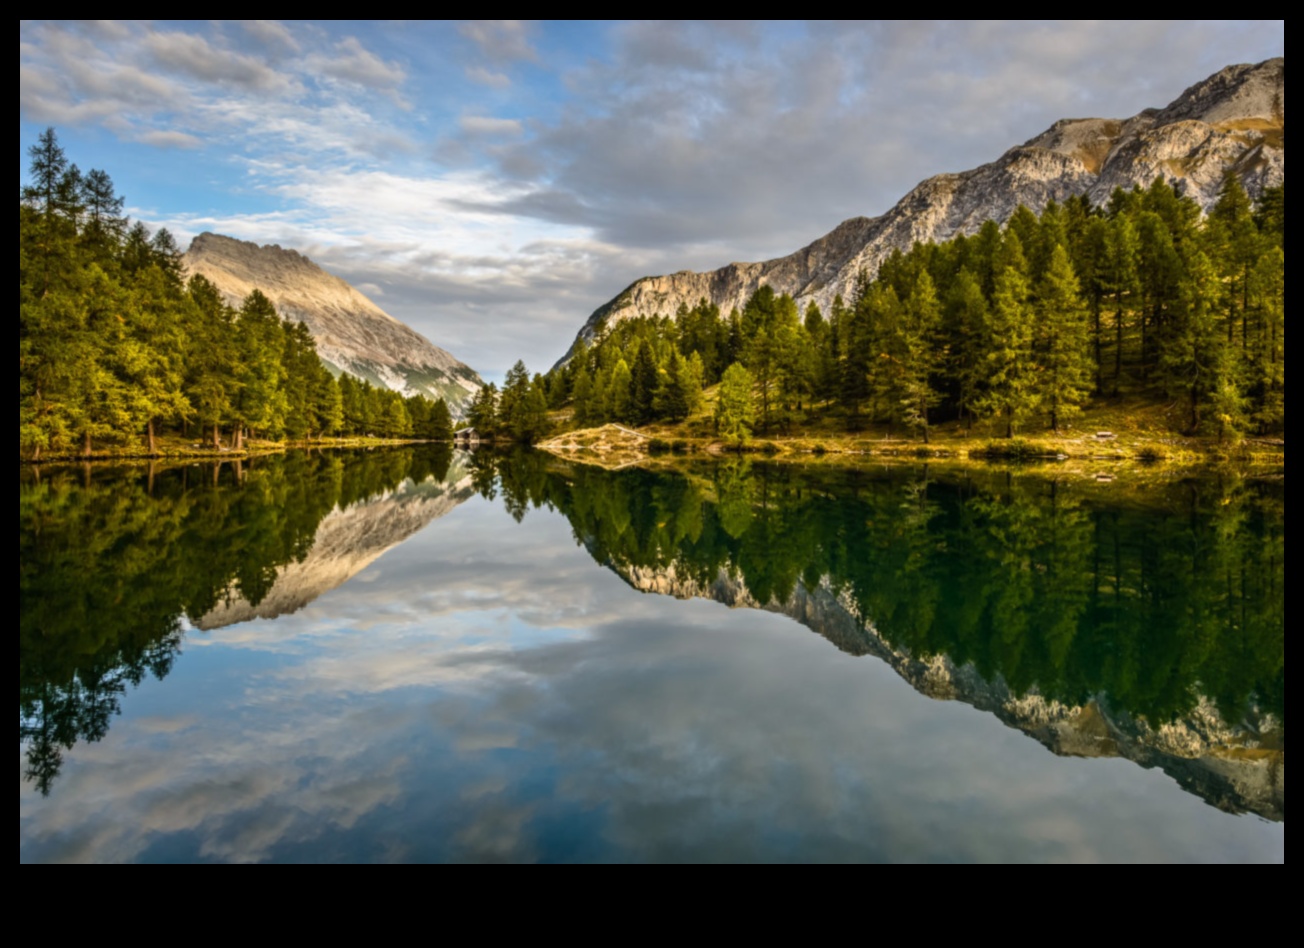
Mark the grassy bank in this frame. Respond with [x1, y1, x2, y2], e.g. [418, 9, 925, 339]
[540, 390, 1285, 473]
[20, 433, 445, 463]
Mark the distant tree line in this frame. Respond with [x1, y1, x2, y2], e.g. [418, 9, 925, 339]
[545, 177, 1284, 442]
[20, 128, 454, 458]
[461, 359, 552, 444]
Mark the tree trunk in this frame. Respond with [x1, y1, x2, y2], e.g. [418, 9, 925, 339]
[147, 418, 157, 456]
[212, 424, 222, 450]
[233, 426, 244, 451]
[83, 430, 92, 459]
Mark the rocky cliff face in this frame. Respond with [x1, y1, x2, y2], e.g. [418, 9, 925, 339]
[182, 233, 484, 415]
[613, 559, 1285, 822]
[196, 458, 476, 629]
[557, 58, 1284, 366]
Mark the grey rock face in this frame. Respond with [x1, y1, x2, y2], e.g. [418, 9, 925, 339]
[613, 559, 1285, 822]
[556, 58, 1284, 368]
[182, 233, 484, 415]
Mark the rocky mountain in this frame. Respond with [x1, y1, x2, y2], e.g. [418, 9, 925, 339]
[556, 57, 1284, 366]
[196, 455, 476, 630]
[182, 233, 483, 415]
[612, 559, 1284, 822]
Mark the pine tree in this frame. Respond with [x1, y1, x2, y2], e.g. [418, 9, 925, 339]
[715, 363, 755, 447]
[630, 341, 658, 425]
[428, 398, 454, 441]
[898, 271, 943, 442]
[977, 264, 1037, 437]
[466, 382, 498, 436]
[943, 268, 988, 429]
[654, 349, 691, 422]
[607, 359, 632, 423]
[1160, 251, 1230, 434]
[1034, 245, 1092, 432]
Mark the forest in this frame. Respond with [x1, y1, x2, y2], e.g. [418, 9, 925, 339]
[544, 177, 1285, 444]
[19, 129, 454, 459]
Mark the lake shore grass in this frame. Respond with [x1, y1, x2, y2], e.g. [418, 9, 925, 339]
[19, 433, 438, 464]
[539, 392, 1285, 475]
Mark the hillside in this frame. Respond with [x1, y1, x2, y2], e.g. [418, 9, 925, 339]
[183, 233, 483, 415]
[556, 58, 1284, 367]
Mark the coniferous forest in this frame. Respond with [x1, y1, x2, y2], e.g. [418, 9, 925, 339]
[544, 178, 1284, 445]
[19, 129, 455, 459]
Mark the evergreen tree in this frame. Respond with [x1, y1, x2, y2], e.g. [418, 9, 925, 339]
[715, 363, 755, 446]
[898, 271, 943, 442]
[654, 349, 691, 422]
[466, 382, 499, 436]
[1034, 245, 1092, 431]
[607, 359, 632, 422]
[977, 263, 1037, 437]
[630, 341, 658, 425]
[428, 397, 454, 441]
[1160, 251, 1231, 435]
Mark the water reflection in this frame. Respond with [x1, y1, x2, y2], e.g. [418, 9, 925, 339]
[474, 452, 1284, 820]
[19, 446, 466, 794]
[19, 448, 1284, 861]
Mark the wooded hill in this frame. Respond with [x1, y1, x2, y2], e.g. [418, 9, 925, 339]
[19, 129, 455, 459]
[543, 178, 1284, 445]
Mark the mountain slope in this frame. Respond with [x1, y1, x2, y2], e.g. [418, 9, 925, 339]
[556, 58, 1284, 366]
[182, 233, 483, 415]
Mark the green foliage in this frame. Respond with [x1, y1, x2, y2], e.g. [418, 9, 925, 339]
[540, 169, 1281, 441]
[715, 362, 755, 446]
[19, 129, 454, 455]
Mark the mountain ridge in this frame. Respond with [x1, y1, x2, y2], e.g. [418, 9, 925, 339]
[555, 57, 1285, 368]
[182, 232, 484, 415]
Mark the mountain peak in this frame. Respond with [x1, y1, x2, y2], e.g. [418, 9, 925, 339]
[555, 58, 1285, 368]
[183, 233, 483, 414]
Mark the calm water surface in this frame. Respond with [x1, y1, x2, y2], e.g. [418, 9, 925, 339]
[19, 448, 1284, 862]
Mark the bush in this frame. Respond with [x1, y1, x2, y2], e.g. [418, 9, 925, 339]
[671, 439, 689, 454]
[647, 437, 671, 454]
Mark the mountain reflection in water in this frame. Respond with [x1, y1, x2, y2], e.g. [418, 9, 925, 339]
[19, 447, 1284, 860]
[496, 453, 1283, 822]
[19, 447, 468, 795]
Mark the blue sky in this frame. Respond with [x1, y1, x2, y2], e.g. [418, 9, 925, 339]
[20, 21, 1284, 381]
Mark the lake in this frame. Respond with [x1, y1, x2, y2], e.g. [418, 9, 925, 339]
[19, 447, 1284, 862]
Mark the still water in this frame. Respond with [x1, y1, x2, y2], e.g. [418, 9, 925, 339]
[20, 447, 1283, 862]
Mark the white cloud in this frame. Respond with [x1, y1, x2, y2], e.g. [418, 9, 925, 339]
[137, 129, 203, 149]
[458, 20, 538, 63]
[466, 65, 511, 88]
[458, 115, 523, 137]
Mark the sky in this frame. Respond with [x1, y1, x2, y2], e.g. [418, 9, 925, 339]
[19, 20, 1284, 382]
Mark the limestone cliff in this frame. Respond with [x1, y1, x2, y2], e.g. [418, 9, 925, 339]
[196, 458, 476, 629]
[556, 58, 1285, 367]
[182, 233, 484, 415]
[612, 559, 1285, 822]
